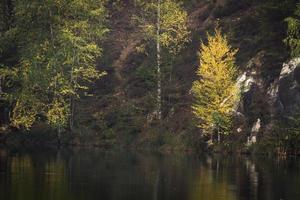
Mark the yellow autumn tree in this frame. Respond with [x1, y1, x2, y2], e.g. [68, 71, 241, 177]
[191, 28, 239, 142]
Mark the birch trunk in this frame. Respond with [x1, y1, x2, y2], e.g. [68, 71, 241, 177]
[58, 125, 62, 144]
[168, 58, 173, 107]
[217, 126, 221, 143]
[156, 0, 162, 120]
[69, 49, 78, 132]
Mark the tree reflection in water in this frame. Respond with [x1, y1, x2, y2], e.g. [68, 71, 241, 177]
[0, 148, 299, 200]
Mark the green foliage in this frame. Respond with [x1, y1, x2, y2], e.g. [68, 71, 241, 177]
[134, 0, 190, 55]
[285, 3, 300, 57]
[191, 28, 239, 137]
[11, 92, 42, 130]
[47, 98, 70, 129]
[275, 111, 300, 155]
[133, 62, 157, 91]
[257, 0, 296, 56]
[0, 0, 108, 130]
[132, 0, 190, 119]
[105, 102, 143, 145]
[256, 110, 300, 156]
[212, 112, 231, 135]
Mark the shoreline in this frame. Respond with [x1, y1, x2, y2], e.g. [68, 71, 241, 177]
[1, 131, 299, 157]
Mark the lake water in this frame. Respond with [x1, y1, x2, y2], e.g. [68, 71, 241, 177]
[0, 148, 300, 200]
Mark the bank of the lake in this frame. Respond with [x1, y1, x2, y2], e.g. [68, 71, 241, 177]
[1, 127, 299, 157]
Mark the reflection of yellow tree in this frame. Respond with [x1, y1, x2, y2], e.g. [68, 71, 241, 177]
[9, 154, 70, 200]
[189, 167, 237, 200]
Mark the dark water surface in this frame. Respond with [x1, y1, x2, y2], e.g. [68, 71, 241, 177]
[0, 148, 300, 200]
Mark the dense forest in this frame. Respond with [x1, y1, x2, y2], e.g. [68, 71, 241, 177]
[1, 0, 300, 155]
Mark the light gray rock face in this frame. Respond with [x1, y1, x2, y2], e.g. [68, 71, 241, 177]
[237, 72, 255, 93]
[277, 57, 300, 116]
[234, 51, 297, 136]
[235, 51, 271, 135]
[246, 118, 261, 146]
[251, 118, 261, 134]
[238, 57, 300, 136]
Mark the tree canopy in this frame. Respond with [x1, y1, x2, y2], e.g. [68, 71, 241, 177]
[0, 0, 108, 130]
[285, 3, 300, 57]
[191, 28, 239, 139]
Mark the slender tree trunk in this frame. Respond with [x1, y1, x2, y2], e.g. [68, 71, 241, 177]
[156, 0, 162, 120]
[217, 126, 221, 143]
[216, 159, 219, 176]
[58, 125, 61, 145]
[69, 50, 78, 132]
[168, 58, 173, 107]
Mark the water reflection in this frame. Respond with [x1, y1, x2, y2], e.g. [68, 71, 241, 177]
[0, 148, 299, 200]
[189, 156, 237, 200]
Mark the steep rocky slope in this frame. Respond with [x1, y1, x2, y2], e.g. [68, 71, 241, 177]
[65, 0, 295, 150]
[2, 0, 297, 151]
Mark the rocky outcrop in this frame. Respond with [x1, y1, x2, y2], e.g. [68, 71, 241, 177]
[236, 56, 300, 139]
[277, 57, 300, 116]
[236, 51, 272, 135]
